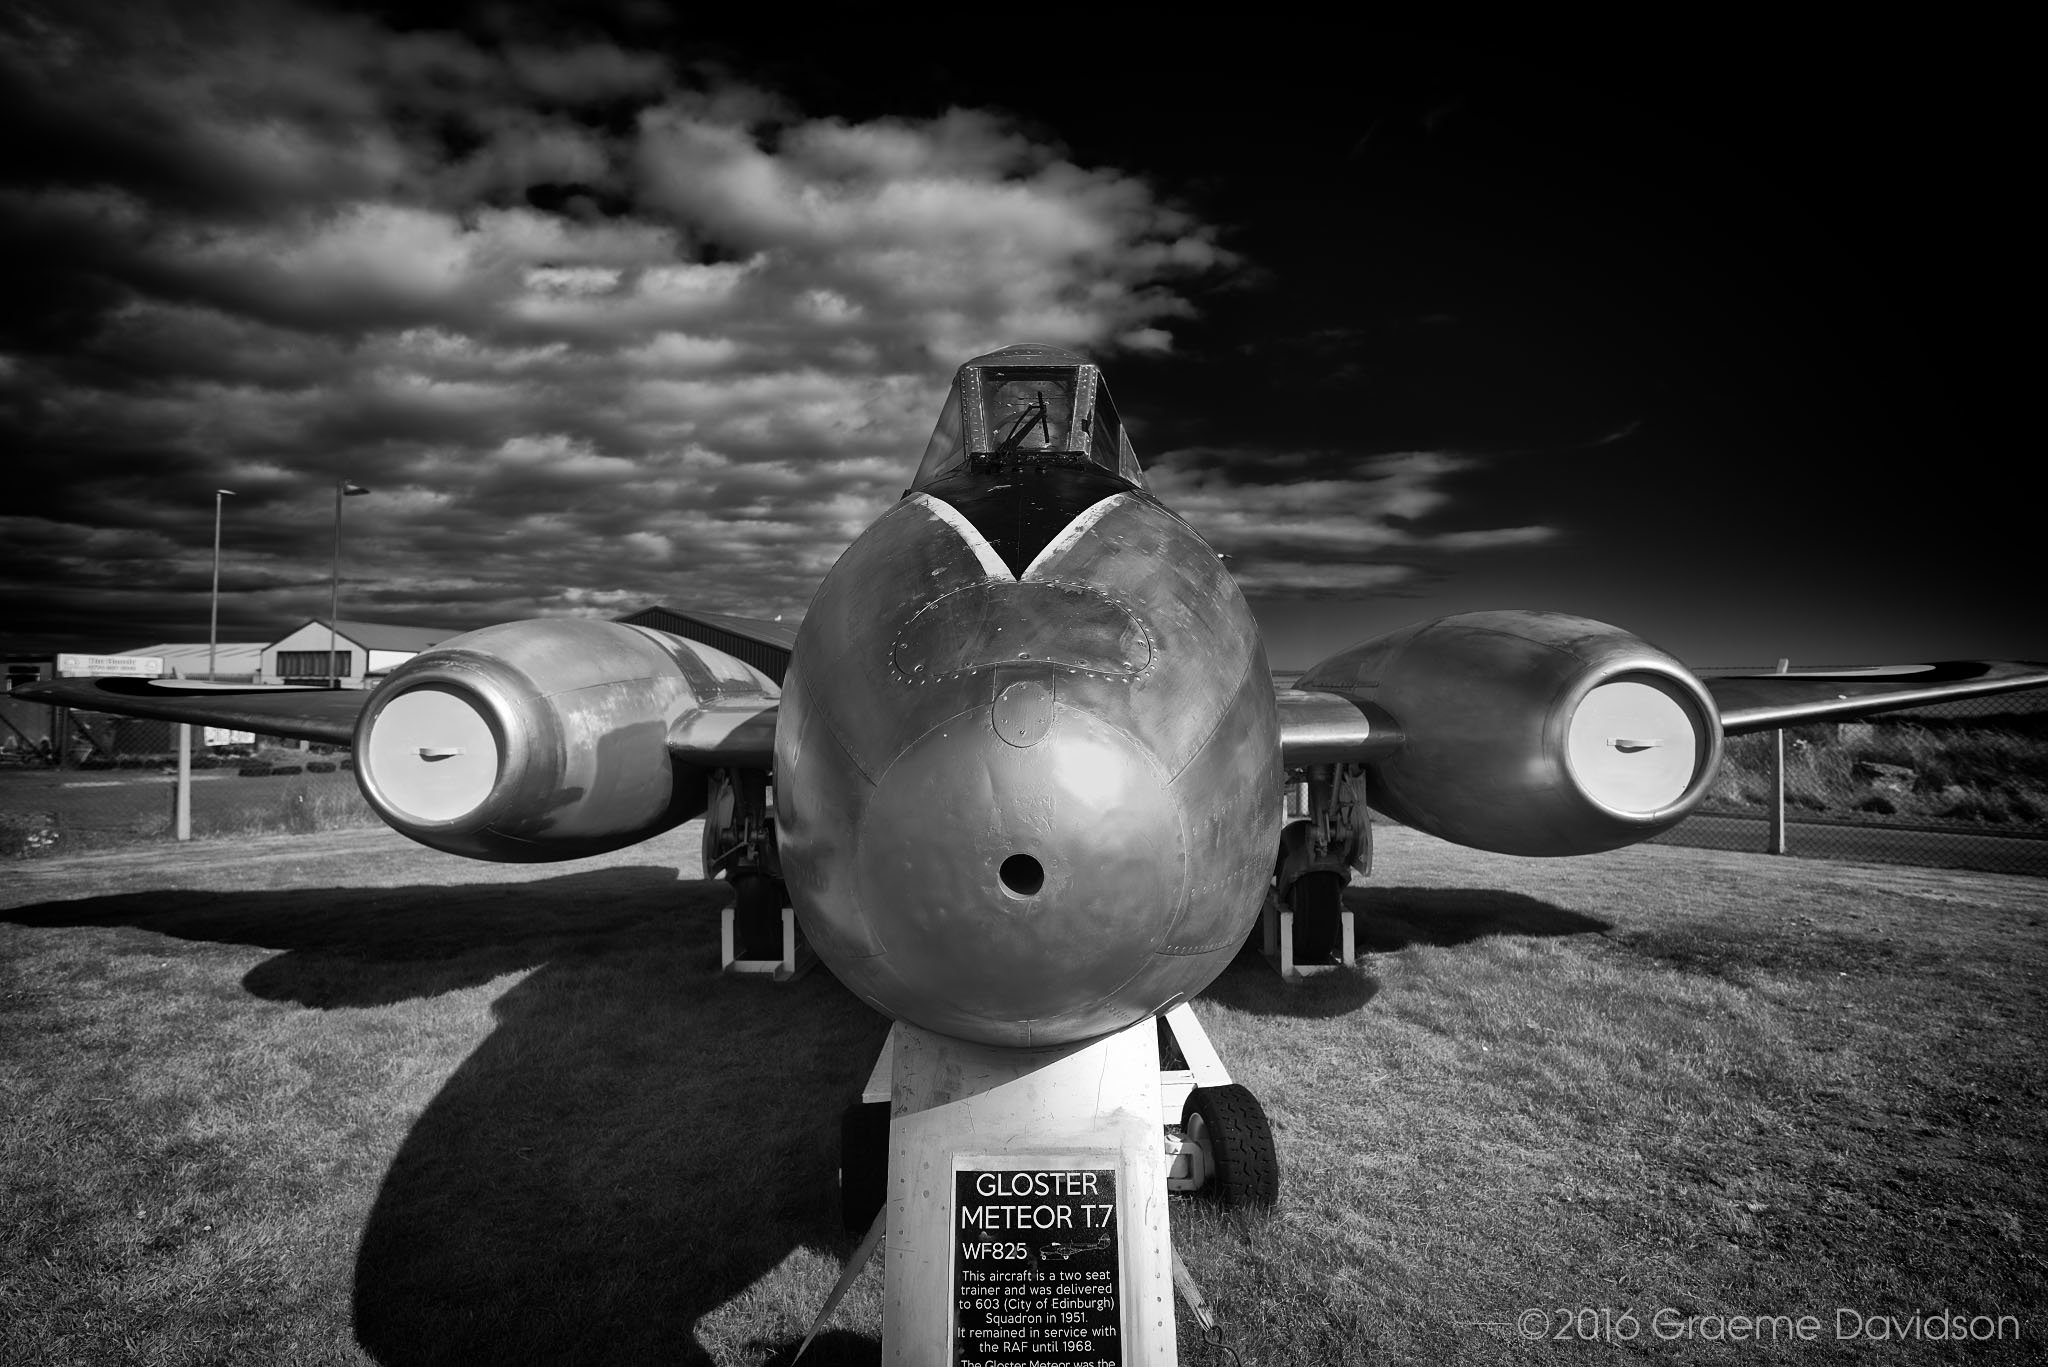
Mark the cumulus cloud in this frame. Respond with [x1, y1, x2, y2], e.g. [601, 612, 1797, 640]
[0, 0, 1235, 650]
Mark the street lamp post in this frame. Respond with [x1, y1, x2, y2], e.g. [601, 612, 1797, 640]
[209, 488, 234, 681]
[329, 479, 371, 687]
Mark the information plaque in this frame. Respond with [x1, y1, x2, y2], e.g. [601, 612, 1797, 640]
[953, 1168, 1122, 1366]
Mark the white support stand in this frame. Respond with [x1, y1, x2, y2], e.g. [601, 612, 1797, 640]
[718, 904, 815, 982]
[882, 1018, 1177, 1365]
[862, 1004, 1234, 1130]
[1155, 1002, 1231, 1129]
[1260, 894, 1356, 984]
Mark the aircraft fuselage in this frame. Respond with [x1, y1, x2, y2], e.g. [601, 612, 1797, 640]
[775, 362, 1280, 1046]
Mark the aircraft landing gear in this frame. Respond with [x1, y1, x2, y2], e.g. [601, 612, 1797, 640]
[1268, 762, 1369, 981]
[1287, 869, 1347, 965]
[728, 872, 786, 961]
[1179, 1084, 1278, 1210]
[1159, 1004, 1279, 1211]
[703, 768, 812, 980]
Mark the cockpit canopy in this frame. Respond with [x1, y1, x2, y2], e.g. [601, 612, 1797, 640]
[910, 343, 1144, 490]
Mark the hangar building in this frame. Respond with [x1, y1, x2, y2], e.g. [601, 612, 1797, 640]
[615, 605, 798, 685]
[130, 641, 266, 683]
[261, 619, 462, 688]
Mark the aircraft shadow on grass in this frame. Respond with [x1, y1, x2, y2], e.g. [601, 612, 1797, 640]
[3, 872, 1606, 1365]
[6, 868, 891, 1366]
[1350, 885, 1613, 952]
[1203, 885, 1612, 1019]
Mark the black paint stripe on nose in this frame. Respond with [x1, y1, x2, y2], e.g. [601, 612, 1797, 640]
[919, 463, 1138, 576]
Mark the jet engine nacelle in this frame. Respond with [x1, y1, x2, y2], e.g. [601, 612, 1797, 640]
[353, 618, 754, 861]
[1296, 611, 1723, 856]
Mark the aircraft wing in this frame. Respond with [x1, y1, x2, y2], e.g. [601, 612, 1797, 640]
[1706, 661, 2048, 735]
[10, 676, 366, 745]
[1275, 688, 1406, 767]
[667, 698, 779, 768]
[13, 671, 786, 766]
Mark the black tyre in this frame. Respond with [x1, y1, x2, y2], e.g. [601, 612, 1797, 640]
[1183, 1084, 1278, 1210]
[1289, 870, 1345, 965]
[839, 1100, 891, 1233]
[730, 874, 786, 960]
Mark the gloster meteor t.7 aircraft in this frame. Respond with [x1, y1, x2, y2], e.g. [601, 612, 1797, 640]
[22, 343, 2048, 1209]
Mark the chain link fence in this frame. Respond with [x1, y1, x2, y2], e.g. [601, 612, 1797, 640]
[0, 711, 374, 859]
[1652, 676, 2048, 876]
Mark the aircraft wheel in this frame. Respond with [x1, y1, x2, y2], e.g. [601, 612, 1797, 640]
[1289, 870, 1346, 965]
[1182, 1084, 1278, 1210]
[840, 1100, 891, 1233]
[702, 771, 737, 876]
[731, 874, 786, 960]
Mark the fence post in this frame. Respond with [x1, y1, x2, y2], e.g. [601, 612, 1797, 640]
[1768, 658, 1789, 855]
[174, 723, 192, 841]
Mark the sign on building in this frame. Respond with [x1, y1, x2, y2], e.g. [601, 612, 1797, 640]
[56, 654, 165, 678]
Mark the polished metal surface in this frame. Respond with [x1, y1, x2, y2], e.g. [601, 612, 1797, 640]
[353, 618, 775, 861]
[668, 699, 780, 768]
[1275, 690, 1402, 767]
[1295, 610, 1724, 855]
[778, 472, 1279, 1047]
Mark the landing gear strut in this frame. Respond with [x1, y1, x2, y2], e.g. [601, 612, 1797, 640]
[703, 767, 811, 978]
[1267, 762, 1370, 980]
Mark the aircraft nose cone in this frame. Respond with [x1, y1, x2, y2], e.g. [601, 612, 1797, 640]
[853, 693, 1188, 1043]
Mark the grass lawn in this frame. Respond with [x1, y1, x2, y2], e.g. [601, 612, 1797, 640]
[2, 824, 2043, 1364]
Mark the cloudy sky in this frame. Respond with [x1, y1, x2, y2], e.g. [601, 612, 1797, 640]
[2, 5, 2032, 669]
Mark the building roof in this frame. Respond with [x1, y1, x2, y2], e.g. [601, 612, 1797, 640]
[122, 642, 266, 676]
[628, 606, 800, 652]
[271, 618, 465, 652]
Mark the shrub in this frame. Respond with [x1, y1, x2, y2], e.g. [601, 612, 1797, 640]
[0, 812, 62, 859]
[1940, 794, 2006, 824]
